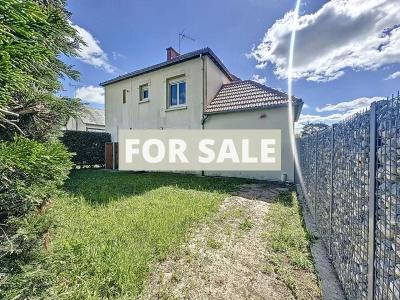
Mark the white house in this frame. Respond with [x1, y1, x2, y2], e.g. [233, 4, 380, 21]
[100, 47, 303, 181]
[64, 107, 105, 132]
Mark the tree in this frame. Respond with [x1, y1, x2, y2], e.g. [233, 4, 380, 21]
[301, 123, 329, 137]
[0, 1, 83, 297]
[0, 0, 82, 141]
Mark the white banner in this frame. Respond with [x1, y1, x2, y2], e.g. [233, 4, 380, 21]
[118, 129, 281, 171]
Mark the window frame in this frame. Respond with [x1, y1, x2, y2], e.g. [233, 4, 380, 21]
[139, 84, 149, 102]
[122, 89, 128, 104]
[167, 77, 186, 108]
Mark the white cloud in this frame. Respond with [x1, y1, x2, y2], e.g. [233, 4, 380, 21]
[76, 85, 104, 104]
[385, 71, 400, 80]
[112, 51, 126, 60]
[296, 96, 383, 132]
[251, 74, 267, 85]
[296, 110, 354, 133]
[72, 24, 115, 73]
[249, 0, 400, 82]
[298, 113, 345, 125]
[316, 96, 383, 112]
[302, 103, 309, 109]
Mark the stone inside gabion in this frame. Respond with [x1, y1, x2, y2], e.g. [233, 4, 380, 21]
[375, 100, 400, 300]
[300, 112, 370, 300]
[299, 98, 400, 300]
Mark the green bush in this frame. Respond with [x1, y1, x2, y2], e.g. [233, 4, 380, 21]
[61, 130, 111, 167]
[0, 137, 72, 297]
[0, 137, 72, 221]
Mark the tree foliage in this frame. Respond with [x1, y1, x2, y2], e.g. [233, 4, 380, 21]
[0, 0, 82, 140]
[0, 1, 83, 297]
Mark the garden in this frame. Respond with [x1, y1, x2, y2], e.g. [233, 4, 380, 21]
[0, 1, 319, 299]
[2, 169, 321, 299]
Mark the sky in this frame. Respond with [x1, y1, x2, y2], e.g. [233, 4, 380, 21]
[62, 0, 400, 130]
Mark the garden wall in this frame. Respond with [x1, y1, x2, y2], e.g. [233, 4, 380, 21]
[298, 93, 400, 300]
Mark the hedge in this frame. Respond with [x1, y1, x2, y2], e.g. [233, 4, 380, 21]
[60, 130, 111, 167]
[0, 137, 73, 297]
[0, 137, 72, 222]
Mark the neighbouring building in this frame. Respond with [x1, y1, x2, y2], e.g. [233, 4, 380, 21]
[100, 47, 303, 181]
[64, 107, 105, 132]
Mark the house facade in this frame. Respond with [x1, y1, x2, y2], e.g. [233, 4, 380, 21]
[101, 47, 303, 181]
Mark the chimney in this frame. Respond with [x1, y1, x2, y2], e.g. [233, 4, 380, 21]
[166, 47, 180, 61]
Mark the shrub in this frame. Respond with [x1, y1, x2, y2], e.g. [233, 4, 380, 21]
[0, 137, 72, 221]
[0, 137, 72, 297]
[61, 130, 111, 167]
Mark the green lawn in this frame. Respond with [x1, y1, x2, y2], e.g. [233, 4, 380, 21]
[262, 191, 320, 299]
[42, 170, 247, 299]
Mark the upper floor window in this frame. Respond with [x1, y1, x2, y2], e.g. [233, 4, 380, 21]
[140, 84, 149, 102]
[122, 89, 128, 104]
[168, 78, 186, 107]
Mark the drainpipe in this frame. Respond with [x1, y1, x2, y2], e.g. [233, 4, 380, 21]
[200, 54, 208, 128]
[201, 114, 209, 126]
[200, 54, 208, 176]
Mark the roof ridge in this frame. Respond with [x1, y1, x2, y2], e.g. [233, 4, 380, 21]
[100, 47, 233, 86]
[218, 80, 250, 88]
[83, 106, 104, 112]
[248, 80, 301, 101]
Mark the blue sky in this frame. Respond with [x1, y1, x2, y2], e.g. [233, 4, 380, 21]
[62, 0, 400, 128]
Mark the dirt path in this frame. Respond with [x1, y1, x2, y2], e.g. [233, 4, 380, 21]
[142, 183, 303, 300]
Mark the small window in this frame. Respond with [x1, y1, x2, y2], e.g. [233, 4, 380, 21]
[122, 89, 128, 104]
[140, 84, 149, 102]
[168, 78, 186, 107]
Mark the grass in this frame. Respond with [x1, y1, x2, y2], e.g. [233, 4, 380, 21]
[3, 170, 321, 299]
[33, 170, 248, 299]
[206, 238, 223, 250]
[239, 217, 254, 231]
[262, 191, 320, 299]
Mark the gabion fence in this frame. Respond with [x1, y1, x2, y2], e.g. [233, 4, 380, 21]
[298, 92, 400, 300]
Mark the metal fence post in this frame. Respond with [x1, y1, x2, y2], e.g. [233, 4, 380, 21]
[314, 132, 319, 219]
[329, 125, 335, 256]
[367, 102, 377, 300]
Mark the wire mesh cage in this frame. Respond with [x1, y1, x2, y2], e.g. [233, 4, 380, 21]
[297, 93, 400, 299]
[374, 96, 400, 300]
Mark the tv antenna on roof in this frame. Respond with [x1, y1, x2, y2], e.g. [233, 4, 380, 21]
[69, 82, 83, 98]
[179, 30, 195, 53]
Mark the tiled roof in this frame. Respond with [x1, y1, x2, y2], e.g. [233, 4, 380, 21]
[204, 80, 303, 117]
[100, 47, 235, 86]
[80, 107, 105, 126]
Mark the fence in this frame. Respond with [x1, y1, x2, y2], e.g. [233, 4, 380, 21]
[298, 92, 400, 300]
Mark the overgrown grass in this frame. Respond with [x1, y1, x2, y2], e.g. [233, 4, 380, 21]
[37, 170, 247, 299]
[262, 191, 320, 299]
